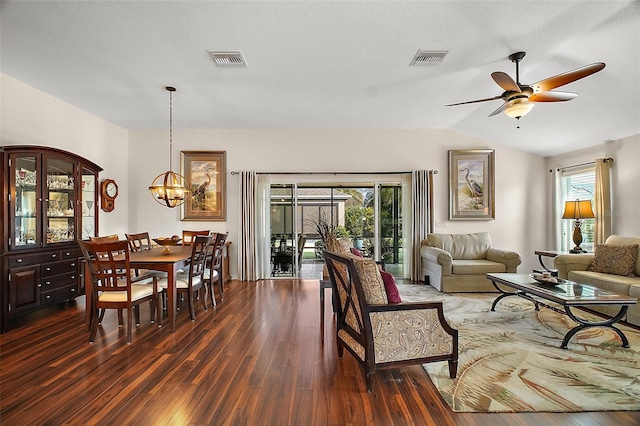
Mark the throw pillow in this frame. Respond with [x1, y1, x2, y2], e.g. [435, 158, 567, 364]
[350, 247, 363, 257]
[379, 269, 402, 303]
[589, 244, 639, 277]
[353, 257, 388, 305]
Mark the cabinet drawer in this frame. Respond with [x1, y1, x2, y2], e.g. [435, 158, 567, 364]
[62, 249, 81, 260]
[41, 272, 77, 291]
[42, 286, 78, 305]
[41, 259, 78, 277]
[9, 251, 60, 267]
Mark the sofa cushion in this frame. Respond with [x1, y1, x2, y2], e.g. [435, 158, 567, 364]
[605, 235, 640, 276]
[589, 244, 638, 277]
[568, 270, 640, 296]
[452, 259, 506, 275]
[427, 232, 491, 260]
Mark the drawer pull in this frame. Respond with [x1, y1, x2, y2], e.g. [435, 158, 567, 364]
[71, 288, 76, 292]
[45, 295, 51, 299]
[71, 263, 76, 267]
[17, 258, 23, 263]
[45, 281, 51, 285]
[51, 254, 57, 258]
[65, 252, 71, 256]
[71, 275, 75, 279]
[45, 267, 51, 271]
[37, 284, 42, 288]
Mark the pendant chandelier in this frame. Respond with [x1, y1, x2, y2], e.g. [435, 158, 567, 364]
[149, 86, 189, 207]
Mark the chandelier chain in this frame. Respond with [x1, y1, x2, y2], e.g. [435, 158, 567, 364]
[169, 89, 173, 171]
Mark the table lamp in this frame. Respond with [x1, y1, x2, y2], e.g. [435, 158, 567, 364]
[562, 199, 595, 253]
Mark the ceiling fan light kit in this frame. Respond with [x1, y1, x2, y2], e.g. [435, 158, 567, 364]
[504, 98, 534, 119]
[446, 51, 605, 127]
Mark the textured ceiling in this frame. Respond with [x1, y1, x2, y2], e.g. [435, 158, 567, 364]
[1, 1, 639, 157]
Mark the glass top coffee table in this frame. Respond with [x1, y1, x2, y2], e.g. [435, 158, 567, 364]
[486, 273, 637, 349]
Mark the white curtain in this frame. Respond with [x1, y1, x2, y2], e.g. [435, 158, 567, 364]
[409, 170, 435, 281]
[256, 174, 272, 279]
[594, 158, 613, 244]
[238, 171, 257, 281]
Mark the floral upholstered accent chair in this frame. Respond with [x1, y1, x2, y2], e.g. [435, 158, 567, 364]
[323, 250, 458, 392]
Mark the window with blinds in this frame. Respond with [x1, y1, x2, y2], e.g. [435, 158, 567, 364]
[560, 166, 595, 252]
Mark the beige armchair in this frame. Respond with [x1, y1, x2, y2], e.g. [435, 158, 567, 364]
[323, 250, 458, 392]
[421, 232, 521, 292]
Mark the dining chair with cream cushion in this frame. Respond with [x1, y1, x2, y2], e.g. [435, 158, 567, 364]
[125, 232, 152, 252]
[79, 239, 161, 344]
[182, 230, 211, 246]
[204, 232, 228, 305]
[125, 231, 162, 279]
[158, 234, 212, 320]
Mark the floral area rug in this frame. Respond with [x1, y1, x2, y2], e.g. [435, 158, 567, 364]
[397, 283, 640, 412]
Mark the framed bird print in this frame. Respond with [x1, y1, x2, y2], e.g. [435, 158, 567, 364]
[180, 151, 226, 221]
[448, 149, 495, 220]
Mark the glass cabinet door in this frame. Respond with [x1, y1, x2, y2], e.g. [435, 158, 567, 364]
[80, 168, 97, 239]
[44, 156, 76, 245]
[12, 154, 40, 248]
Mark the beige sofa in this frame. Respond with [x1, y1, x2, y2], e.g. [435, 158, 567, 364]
[554, 235, 640, 327]
[420, 232, 522, 292]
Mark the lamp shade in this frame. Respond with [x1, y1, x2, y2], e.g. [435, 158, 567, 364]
[504, 98, 534, 119]
[562, 200, 595, 220]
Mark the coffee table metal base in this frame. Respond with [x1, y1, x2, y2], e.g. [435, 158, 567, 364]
[490, 281, 631, 349]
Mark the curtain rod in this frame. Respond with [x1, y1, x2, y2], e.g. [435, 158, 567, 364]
[551, 157, 613, 172]
[230, 170, 438, 176]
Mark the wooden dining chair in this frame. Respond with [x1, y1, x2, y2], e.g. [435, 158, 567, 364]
[125, 232, 158, 278]
[182, 230, 210, 246]
[157, 234, 212, 320]
[204, 232, 228, 305]
[125, 232, 152, 252]
[79, 239, 161, 344]
[89, 234, 119, 243]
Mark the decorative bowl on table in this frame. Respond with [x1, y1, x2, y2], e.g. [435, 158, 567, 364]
[153, 237, 181, 253]
[530, 273, 564, 285]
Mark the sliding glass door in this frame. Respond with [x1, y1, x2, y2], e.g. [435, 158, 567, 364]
[269, 181, 404, 278]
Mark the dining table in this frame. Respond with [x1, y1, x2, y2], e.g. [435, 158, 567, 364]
[83, 245, 193, 333]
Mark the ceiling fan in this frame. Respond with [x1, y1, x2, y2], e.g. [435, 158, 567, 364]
[446, 51, 605, 127]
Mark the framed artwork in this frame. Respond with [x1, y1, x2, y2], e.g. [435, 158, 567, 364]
[449, 149, 495, 220]
[180, 151, 226, 221]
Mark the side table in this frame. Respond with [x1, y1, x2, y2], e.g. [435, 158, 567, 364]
[534, 250, 562, 277]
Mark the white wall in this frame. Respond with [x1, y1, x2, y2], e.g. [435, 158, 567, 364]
[1, 74, 130, 237]
[130, 129, 547, 276]
[3, 73, 548, 279]
[546, 135, 640, 241]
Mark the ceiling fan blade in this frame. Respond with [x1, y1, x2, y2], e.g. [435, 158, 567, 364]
[529, 91, 578, 102]
[491, 72, 520, 92]
[445, 95, 503, 107]
[488, 102, 507, 117]
[532, 62, 605, 93]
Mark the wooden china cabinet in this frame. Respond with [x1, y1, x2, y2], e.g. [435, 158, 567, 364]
[0, 146, 102, 331]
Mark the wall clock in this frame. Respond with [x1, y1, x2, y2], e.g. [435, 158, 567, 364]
[100, 179, 118, 212]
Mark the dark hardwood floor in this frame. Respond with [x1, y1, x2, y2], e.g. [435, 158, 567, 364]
[1, 279, 639, 425]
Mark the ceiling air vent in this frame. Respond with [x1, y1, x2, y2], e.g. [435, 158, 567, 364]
[208, 50, 247, 67]
[410, 50, 448, 66]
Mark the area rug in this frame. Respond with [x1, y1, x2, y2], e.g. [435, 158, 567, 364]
[397, 283, 640, 412]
